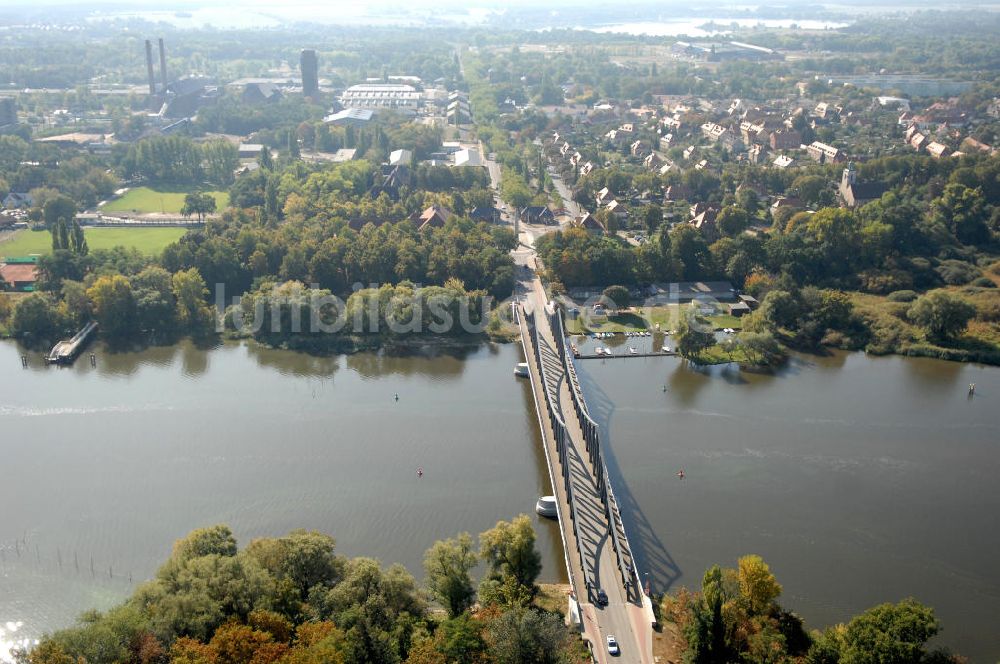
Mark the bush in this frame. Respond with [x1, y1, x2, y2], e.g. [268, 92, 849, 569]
[859, 269, 913, 294]
[935, 259, 981, 285]
[907, 290, 976, 341]
[886, 289, 918, 303]
[970, 276, 996, 288]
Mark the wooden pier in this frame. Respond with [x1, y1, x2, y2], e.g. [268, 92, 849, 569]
[46, 321, 98, 365]
[575, 350, 677, 360]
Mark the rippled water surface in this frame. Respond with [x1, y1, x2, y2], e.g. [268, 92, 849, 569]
[2, 339, 998, 660]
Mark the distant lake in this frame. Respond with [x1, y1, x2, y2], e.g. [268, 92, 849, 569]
[576, 18, 850, 37]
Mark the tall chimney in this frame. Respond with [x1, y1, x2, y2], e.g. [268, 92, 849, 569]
[158, 38, 168, 90]
[145, 40, 156, 95]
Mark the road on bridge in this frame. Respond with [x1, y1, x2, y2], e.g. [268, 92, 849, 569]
[516, 270, 651, 664]
[486, 114, 652, 664]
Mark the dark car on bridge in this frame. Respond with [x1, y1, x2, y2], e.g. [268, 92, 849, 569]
[596, 589, 608, 606]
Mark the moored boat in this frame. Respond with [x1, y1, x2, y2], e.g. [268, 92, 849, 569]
[535, 496, 558, 518]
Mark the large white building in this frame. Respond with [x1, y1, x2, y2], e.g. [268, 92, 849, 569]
[340, 83, 422, 110]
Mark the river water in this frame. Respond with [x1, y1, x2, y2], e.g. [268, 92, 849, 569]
[1, 340, 997, 660]
[0, 339, 562, 660]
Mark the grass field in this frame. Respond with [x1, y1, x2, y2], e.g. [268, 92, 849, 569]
[102, 187, 229, 215]
[0, 227, 187, 258]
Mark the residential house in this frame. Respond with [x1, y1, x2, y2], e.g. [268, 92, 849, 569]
[469, 206, 502, 223]
[806, 141, 844, 163]
[2, 192, 33, 209]
[574, 212, 605, 234]
[769, 129, 801, 150]
[688, 205, 720, 240]
[644, 152, 664, 171]
[389, 149, 413, 166]
[521, 206, 555, 225]
[412, 205, 452, 231]
[595, 187, 616, 206]
[605, 199, 627, 222]
[772, 154, 794, 169]
[926, 141, 951, 159]
[701, 122, 728, 142]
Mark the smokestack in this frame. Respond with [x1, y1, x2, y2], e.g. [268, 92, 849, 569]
[145, 40, 156, 95]
[158, 38, 168, 91]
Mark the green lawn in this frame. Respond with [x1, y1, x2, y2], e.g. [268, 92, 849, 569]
[0, 227, 187, 259]
[102, 187, 229, 215]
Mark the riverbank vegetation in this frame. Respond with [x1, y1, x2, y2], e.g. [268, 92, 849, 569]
[658, 555, 957, 664]
[19, 522, 964, 664]
[20, 517, 585, 664]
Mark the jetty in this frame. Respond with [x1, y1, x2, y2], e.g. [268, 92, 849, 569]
[46, 321, 98, 365]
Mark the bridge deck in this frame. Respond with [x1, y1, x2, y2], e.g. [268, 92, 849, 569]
[516, 278, 653, 664]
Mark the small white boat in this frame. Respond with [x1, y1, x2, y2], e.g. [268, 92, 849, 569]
[628, 346, 637, 355]
[536, 496, 558, 518]
[662, 345, 672, 353]
[514, 362, 530, 377]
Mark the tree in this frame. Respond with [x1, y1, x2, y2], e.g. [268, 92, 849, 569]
[182, 193, 218, 223]
[602, 285, 630, 310]
[203, 139, 240, 187]
[675, 305, 715, 359]
[642, 203, 662, 234]
[61, 280, 92, 326]
[790, 175, 827, 207]
[70, 220, 88, 255]
[436, 613, 486, 664]
[716, 206, 751, 238]
[930, 183, 988, 245]
[670, 225, 715, 280]
[907, 290, 976, 341]
[840, 599, 939, 664]
[423, 534, 477, 618]
[10, 293, 67, 342]
[478, 515, 542, 591]
[171, 525, 239, 562]
[87, 275, 136, 337]
[736, 331, 782, 366]
[757, 290, 799, 331]
[43, 195, 76, 230]
[485, 609, 571, 664]
[258, 147, 274, 171]
[737, 555, 782, 615]
[172, 268, 213, 331]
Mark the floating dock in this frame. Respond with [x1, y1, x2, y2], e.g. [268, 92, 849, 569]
[46, 321, 98, 365]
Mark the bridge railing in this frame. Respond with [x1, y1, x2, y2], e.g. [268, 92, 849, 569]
[551, 310, 641, 603]
[520, 307, 595, 603]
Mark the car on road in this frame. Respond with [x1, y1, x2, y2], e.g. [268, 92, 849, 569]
[596, 589, 608, 606]
[606, 635, 620, 656]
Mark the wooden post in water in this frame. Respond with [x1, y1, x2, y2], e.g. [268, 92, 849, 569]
[21, 354, 28, 368]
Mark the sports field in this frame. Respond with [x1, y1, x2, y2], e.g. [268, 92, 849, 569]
[0, 227, 187, 259]
[101, 187, 229, 214]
